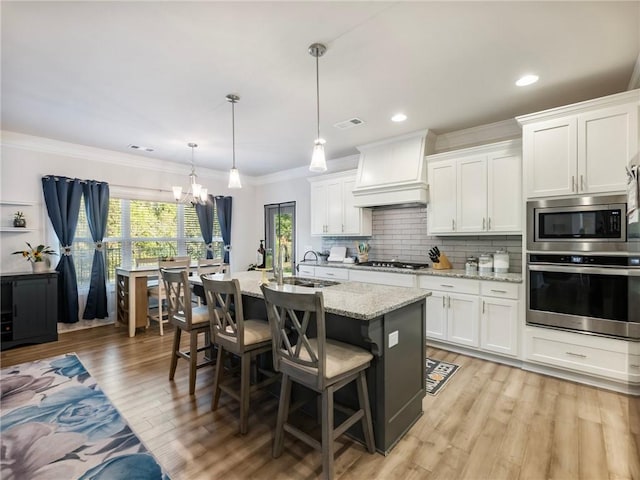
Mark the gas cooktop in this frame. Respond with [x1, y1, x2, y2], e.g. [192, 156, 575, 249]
[357, 261, 430, 270]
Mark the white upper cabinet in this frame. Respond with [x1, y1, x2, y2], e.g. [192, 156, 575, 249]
[427, 139, 522, 235]
[518, 90, 639, 199]
[427, 160, 456, 233]
[457, 155, 488, 233]
[309, 170, 372, 236]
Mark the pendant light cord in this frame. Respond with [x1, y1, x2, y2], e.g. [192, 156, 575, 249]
[231, 100, 236, 169]
[316, 53, 320, 141]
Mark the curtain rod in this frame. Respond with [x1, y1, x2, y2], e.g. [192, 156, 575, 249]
[42, 176, 108, 185]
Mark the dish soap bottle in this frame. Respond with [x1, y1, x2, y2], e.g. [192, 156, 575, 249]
[257, 240, 266, 268]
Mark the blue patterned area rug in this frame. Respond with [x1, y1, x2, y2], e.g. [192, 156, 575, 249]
[426, 358, 460, 396]
[1, 353, 170, 479]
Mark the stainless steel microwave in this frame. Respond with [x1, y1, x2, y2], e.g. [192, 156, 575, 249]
[527, 195, 627, 252]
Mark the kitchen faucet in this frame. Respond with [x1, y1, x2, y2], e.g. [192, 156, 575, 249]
[303, 250, 318, 262]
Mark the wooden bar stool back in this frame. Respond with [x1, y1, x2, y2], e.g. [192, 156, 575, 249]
[161, 268, 213, 395]
[149, 258, 190, 335]
[201, 276, 279, 434]
[260, 285, 375, 480]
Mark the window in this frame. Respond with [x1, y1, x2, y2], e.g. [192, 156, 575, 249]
[72, 198, 222, 287]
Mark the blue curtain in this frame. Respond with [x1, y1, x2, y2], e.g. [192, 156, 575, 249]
[42, 176, 83, 323]
[215, 196, 232, 264]
[82, 181, 110, 319]
[195, 195, 215, 259]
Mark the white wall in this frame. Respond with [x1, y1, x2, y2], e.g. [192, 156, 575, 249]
[0, 131, 257, 274]
[253, 155, 359, 264]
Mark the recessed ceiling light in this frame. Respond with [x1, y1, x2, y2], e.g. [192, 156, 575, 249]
[516, 74, 539, 87]
[391, 113, 407, 122]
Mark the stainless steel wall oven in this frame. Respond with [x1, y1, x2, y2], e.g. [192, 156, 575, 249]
[527, 253, 640, 340]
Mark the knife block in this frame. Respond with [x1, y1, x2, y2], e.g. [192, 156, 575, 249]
[432, 253, 453, 270]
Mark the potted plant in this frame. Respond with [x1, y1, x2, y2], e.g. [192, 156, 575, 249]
[13, 211, 26, 228]
[12, 242, 57, 272]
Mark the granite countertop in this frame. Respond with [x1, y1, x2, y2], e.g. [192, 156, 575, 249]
[196, 271, 430, 321]
[297, 260, 523, 283]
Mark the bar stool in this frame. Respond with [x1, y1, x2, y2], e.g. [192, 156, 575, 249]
[195, 258, 227, 306]
[260, 285, 375, 480]
[161, 268, 213, 395]
[149, 258, 190, 335]
[201, 276, 279, 434]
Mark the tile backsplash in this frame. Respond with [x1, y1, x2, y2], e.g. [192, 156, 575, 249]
[321, 206, 523, 273]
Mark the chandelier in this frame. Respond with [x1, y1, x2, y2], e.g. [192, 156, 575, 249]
[172, 142, 208, 204]
[308, 42, 327, 172]
[226, 94, 242, 189]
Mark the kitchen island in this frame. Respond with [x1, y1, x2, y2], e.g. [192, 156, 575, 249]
[194, 271, 431, 454]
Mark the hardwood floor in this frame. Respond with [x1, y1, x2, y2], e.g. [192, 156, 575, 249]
[2, 324, 639, 479]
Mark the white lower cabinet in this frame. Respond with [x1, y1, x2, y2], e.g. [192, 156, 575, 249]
[525, 327, 632, 383]
[348, 269, 416, 287]
[314, 266, 349, 281]
[420, 276, 521, 357]
[297, 265, 316, 277]
[447, 293, 480, 347]
[419, 276, 481, 349]
[479, 281, 519, 357]
[630, 354, 640, 384]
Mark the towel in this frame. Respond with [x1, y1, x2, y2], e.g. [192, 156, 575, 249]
[628, 165, 639, 224]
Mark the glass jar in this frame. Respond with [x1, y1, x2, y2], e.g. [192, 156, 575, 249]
[478, 253, 493, 274]
[493, 248, 510, 273]
[465, 256, 478, 275]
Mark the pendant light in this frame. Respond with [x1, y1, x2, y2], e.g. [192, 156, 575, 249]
[172, 142, 208, 204]
[226, 94, 242, 189]
[308, 43, 327, 172]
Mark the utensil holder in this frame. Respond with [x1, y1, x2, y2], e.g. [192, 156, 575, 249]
[432, 253, 452, 270]
[357, 253, 369, 263]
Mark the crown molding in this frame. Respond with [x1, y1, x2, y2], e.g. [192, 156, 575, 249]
[434, 119, 521, 153]
[516, 89, 640, 125]
[255, 154, 359, 185]
[0, 130, 255, 184]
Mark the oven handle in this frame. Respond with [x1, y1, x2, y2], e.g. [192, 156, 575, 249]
[528, 264, 631, 276]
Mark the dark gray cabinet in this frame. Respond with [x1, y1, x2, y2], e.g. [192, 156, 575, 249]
[1, 272, 58, 349]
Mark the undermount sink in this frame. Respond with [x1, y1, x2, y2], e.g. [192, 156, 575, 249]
[277, 277, 340, 288]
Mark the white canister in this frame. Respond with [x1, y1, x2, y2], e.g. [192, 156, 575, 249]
[494, 248, 510, 273]
[478, 253, 493, 274]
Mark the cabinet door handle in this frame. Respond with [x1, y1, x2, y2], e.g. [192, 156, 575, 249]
[447, 296, 451, 308]
[572, 176, 576, 192]
[325, 272, 335, 276]
[440, 284, 454, 288]
[488, 217, 491, 230]
[630, 364, 640, 369]
[341, 224, 344, 233]
[565, 351, 587, 359]
[452, 219, 455, 231]
[490, 289, 507, 294]
[442, 296, 445, 308]
[482, 300, 485, 314]
[580, 175, 584, 191]
[482, 218, 486, 230]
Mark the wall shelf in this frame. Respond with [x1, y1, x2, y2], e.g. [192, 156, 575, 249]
[0, 227, 37, 233]
[0, 200, 40, 231]
[0, 201, 37, 207]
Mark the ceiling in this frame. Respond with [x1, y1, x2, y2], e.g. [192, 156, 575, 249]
[2, 1, 639, 177]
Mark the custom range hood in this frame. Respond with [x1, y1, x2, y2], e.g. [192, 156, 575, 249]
[352, 130, 436, 207]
